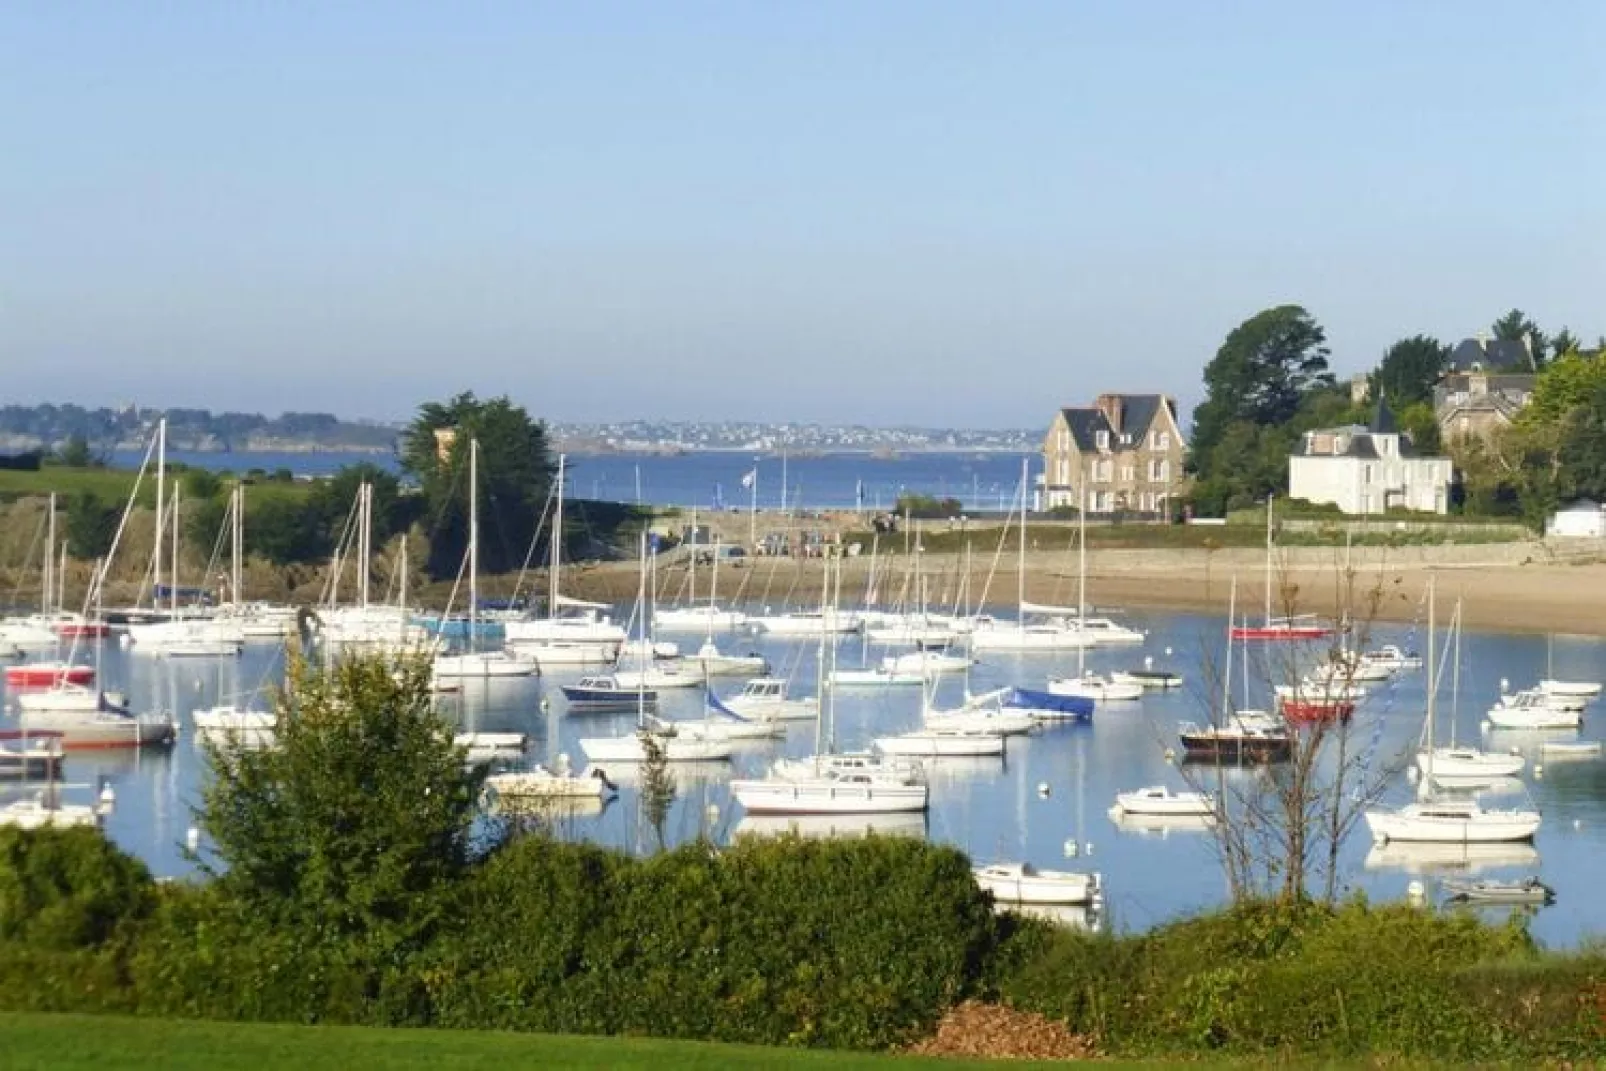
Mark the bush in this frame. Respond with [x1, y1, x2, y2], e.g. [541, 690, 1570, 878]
[894, 493, 964, 520]
[0, 826, 154, 950]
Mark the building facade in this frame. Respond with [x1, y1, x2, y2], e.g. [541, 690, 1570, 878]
[1435, 336, 1536, 445]
[1288, 402, 1452, 515]
[1040, 394, 1186, 515]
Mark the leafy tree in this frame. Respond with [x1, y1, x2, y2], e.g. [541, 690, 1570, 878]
[1396, 401, 1441, 455]
[198, 652, 482, 951]
[63, 493, 120, 561]
[1368, 335, 1448, 409]
[182, 468, 222, 500]
[246, 495, 327, 565]
[1551, 327, 1582, 360]
[1191, 305, 1333, 479]
[1491, 308, 1547, 368]
[894, 493, 964, 519]
[400, 393, 554, 580]
[55, 434, 97, 469]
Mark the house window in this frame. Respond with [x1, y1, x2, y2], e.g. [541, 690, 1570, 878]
[1120, 465, 1135, 483]
[1095, 430, 1109, 451]
[1094, 460, 1112, 483]
[1158, 431, 1171, 449]
[1149, 459, 1170, 482]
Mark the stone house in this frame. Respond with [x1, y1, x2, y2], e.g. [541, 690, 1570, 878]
[1435, 336, 1537, 445]
[1039, 394, 1186, 516]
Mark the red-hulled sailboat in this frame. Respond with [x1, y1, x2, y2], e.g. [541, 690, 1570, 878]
[1229, 495, 1333, 642]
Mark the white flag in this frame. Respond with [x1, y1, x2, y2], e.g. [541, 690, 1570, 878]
[740, 468, 756, 490]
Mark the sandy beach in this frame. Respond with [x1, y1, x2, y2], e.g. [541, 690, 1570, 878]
[565, 542, 1606, 638]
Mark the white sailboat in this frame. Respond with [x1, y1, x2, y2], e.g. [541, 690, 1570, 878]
[1414, 600, 1524, 783]
[969, 460, 1092, 653]
[1111, 785, 1216, 817]
[1368, 584, 1541, 845]
[654, 516, 748, 632]
[1047, 491, 1143, 702]
[504, 457, 624, 664]
[431, 440, 539, 679]
[731, 551, 929, 815]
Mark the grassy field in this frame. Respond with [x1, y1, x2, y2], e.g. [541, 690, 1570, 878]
[0, 1013, 1127, 1070]
[0, 465, 318, 506]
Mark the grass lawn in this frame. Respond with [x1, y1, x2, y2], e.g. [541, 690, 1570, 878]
[0, 1013, 1113, 1069]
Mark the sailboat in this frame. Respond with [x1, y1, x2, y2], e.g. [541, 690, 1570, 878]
[1415, 599, 1523, 782]
[654, 514, 749, 632]
[5, 495, 98, 688]
[1366, 582, 1541, 845]
[1230, 496, 1332, 641]
[1178, 580, 1294, 763]
[731, 550, 930, 814]
[578, 536, 734, 764]
[431, 440, 539, 679]
[504, 455, 625, 664]
[969, 460, 1093, 653]
[681, 538, 768, 676]
[1047, 488, 1143, 702]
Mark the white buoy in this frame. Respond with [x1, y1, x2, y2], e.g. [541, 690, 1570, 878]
[1144, 655, 1154, 669]
[1084, 842, 1093, 856]
[185, 827, 201, 853]
[98, 781, 116, 806]
[1036, 782, 1050, 798]
[1499, 677, 1510, 693]
[706, 804, 720, 825]
[1406, 880, 1425, 904]
[1063, 838, 1078, 858]
[1164, 646, 1173, 657]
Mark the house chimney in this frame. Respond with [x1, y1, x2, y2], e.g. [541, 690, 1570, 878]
[1095, 394, 1124, 435]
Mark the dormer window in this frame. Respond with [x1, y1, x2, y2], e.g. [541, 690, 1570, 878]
[1095, 430, 1109, 450]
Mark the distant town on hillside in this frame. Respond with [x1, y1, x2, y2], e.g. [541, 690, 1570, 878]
[0, 403, 1039, 456]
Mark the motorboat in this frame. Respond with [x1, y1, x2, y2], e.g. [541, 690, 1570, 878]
[873, 728, 1005, 758]
[1365, 798, 1541, 844]
[1179, 711, 1292, 763]
[431, 648, 540, 678]
[719, 678, 818, 721]
[1275, 683, 1356, 723]
[1361, 644, 1422, 671]
[560, 676, 657, 711]
[1486, 690, 1581, 730]
[485, 760, 616, 800]
[747, 609, 862, 636]
[5, 661, 95, 689]
[578, 720, 735, 763]
[973, 862, 1101, 905]
[1112, 785, 1216, 817]
[1308, 653, 1392, 684]
[731, 755, 929, 815]
[192, 706, 275, 732]
[1111, 668, 1183, 689]
[1442, 876, 1555, 905]
[613, 661, 704, 690]
[1046, 671, 1144, 703]
[1065, 616, 1145, 646]
[1416, 746, 1525, 781]
[0, 796, 100, 829]
[0, 730, 64, 780]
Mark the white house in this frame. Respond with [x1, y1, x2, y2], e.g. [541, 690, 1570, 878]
[1287, 400, 1452, 515]
[1547, 499, 1606, 538]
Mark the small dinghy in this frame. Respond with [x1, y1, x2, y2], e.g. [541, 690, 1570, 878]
[1443, 875, 1555, 905]
[1111, 668, 1184, 689]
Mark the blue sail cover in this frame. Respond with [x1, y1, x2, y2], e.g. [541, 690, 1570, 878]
[1004, 687, 1093, 721]
[705, 688, 755, 723]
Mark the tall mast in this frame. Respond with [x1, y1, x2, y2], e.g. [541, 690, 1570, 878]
[359, 483, 372, 609]
[153, 418, 166, 611]
[1449, 599, 1462, 749]
[635, 530, 648, 727]
[688, 507, 698, 608]
[1017, 456, 1028, 615]
[1423, 578, 1437, 784]
[1263, 493, 1274, 627]
[231, 483, 244, 609]
[707, 534, 719, 645]
[170, 484, 181, 613]
[43, 492, 56, 614]
[549, 455, 566, 619]
[1222, 578, 1237, 723]
[1077, 482, 1087, 678]
[469, 439, 479, 649]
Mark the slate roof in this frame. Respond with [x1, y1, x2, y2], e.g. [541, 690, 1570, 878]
[1446, 338, 1534, 374]
[1055, 394, 1177, 452]
[1370, 395, 1397, 435]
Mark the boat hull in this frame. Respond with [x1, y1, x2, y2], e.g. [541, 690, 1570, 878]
[1366, 810, 1541, 844]
[5, 664, 95, 688]
[1230, 626, 1332, 641]
[974, 868, 1100, 905]
[731, 778, 929, 814]
[1179, 732, 1292, 763]
[874, 733, 1004, 757]
[579, 733, 733, 763]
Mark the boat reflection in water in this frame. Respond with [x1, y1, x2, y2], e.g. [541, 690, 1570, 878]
[1363, 841, 1541, 876]
[732, 811, 928, 841]
[998, 901, 1102, 932]
[486, 793, 611, 821]
[1105, 808, 1216, 837]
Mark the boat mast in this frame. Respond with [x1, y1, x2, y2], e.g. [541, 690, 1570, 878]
[813, 550, 831, 759]
[635, 530, 648, 728]
[358, 483, 371, 610]
[550, 455, 566, 621]
[687, 506, 698, 610]
[232, 483, 243, 610]
[1263, 493, 1274, 627]
[1222, 578, 1236, 723]
[469, 439, 479, 652]
[707, 532, 719, 646]
[1077, 482, 1087, 679]
[1448, 598, 1462, 749]
[43, 491, 56, 615]
[1017, 456, 1028, 616]
[153, 418, 166, 612]
[1423, 578, 1437, 785]
[170, 484, 181, 614]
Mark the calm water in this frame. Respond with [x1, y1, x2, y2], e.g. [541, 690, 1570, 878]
[6, 611, 1604, 946]
[108, 449, 1035, 512]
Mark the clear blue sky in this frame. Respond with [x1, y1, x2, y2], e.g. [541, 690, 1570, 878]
[3, 3, 1602, 427]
